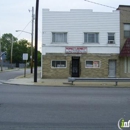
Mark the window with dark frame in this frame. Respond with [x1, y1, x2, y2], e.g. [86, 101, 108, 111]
[124, 24, 130, 38]
[84, 33, 99, 43]
[86, 61, 100, 68]
[52, 61, 66, 68]
[52, 32, 67, 43]
[108, 33, 115, 44]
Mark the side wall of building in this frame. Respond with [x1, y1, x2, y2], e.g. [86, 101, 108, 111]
[118, 6, 130, 77]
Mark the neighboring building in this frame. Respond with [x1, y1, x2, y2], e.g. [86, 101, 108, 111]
[42, 9, 120, 78]
[118, 5, 130, 77]
[0, 51, 6, 62]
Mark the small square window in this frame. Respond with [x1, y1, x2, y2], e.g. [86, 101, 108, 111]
[86, 61, 93, 67]
[84, 33, 99, 43]
[52, 33, 67, 43]
[52, 61, 66, 68]
[86, 61, 100, 68]
[108, 33, 115, 44]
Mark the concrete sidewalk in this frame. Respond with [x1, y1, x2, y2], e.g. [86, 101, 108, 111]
[4, 73, 69, 86]
[3, 72, 130, 87]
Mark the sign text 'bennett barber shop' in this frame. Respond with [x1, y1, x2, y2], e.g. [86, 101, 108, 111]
[65, 47, 87, 54]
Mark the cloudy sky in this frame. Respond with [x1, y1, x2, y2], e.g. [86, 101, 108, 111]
[0, 0, 130, 51]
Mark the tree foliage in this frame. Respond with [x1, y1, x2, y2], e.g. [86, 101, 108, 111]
[1, 33, 17, 52]
[37, 50, 41, 66]
[1, 33, 41, 66]
[7, 39, 31, 63]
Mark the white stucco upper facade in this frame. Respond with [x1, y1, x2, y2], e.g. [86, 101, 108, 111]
[42, 9, 120, 55]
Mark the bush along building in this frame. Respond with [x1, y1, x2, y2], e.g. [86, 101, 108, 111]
[117, 5, 130, 77]
[42, 9, 120, 78]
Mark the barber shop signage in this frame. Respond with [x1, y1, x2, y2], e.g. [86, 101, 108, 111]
[65, 47, 87, 54]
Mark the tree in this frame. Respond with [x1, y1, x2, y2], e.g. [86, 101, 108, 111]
[1, 33, 17, 52]
[1, 33, 41, 66]
[6, 39, 31, 63]
[37, 50, 41, 66]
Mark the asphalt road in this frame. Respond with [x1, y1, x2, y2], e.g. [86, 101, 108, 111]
[0, 84, 130, 130]
[0, 68, 30, 81]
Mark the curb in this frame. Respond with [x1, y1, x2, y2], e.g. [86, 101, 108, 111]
[0, 68, 20, 72]
[2, 80, 130, 88]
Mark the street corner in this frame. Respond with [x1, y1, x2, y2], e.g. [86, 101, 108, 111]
[3, 78, 35, 86]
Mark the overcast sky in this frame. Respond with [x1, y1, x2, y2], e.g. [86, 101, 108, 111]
[0, 0, 130, 51]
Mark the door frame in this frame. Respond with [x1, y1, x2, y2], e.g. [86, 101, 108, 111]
[71, 57, 80, 77]
[108, 60, 116, 77]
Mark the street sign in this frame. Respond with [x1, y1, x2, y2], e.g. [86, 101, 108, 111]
[23, 53, 28, 60]
[22, 53, 28, 77]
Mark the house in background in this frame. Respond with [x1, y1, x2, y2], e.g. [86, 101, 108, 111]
[41, 9, 120, 78]
[0, 51, 7, 62]
[117, 5, 130, 77]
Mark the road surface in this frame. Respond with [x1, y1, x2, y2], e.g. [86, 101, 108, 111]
[0, 84, 129, 130]
[0, 68, 30, 81]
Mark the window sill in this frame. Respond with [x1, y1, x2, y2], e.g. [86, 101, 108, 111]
[85, 67, 100, 68]
[51, 42, 68, 44]
[51, 67, 67, 69]
[84, 42, 99, 44]
[107, 43, 116, 45]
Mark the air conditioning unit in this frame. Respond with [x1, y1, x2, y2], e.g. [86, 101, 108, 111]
[108, 40, 114, 44]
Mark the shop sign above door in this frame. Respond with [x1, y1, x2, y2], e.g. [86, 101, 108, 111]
[65, 47, 87, 54]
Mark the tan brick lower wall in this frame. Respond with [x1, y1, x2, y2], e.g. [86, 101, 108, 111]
[119, 57, 130, 78]
[42, 54, 71, 78]
[42, 53, 120, 79]
[81, 54, 119, 78]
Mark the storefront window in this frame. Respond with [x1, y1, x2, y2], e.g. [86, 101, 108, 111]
[124, 57, 130, 73]
[86, 61, 100, 68]
[52, 61, 66, 68]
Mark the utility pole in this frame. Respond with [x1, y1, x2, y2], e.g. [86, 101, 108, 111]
[0, 39, 3, 71]
[34, 0, 39, 82]
[10, 36, 13, 68]
[30, 7, 34, 73]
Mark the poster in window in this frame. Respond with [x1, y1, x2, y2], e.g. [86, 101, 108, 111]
[93, 61, 99, 68]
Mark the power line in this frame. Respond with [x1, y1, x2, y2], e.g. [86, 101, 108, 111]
[84, 0, 116, 9]
[84, 0, 130, 21]
[84, 0, 130, 13]
[17, 20, 32, 38]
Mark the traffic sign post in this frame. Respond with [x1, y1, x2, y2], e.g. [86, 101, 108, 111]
[23, 53, 28, 77]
